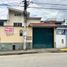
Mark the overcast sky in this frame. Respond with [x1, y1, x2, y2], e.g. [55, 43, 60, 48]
[0, 0, 67, 21]
[0, 0, 67, 4]
[33, 0, 67, 4]
[0, 0, 21, 4]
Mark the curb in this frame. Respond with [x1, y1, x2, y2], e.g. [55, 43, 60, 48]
[0, 49, 67, 55]
[59, 48, 67, 52]
[0, 50, 38, 55]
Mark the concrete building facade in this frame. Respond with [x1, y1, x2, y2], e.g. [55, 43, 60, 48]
[0, 8, 41, 50]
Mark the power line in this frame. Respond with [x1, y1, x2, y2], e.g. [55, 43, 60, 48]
[0, 3, 67, 10]
[31, 1, 67, 6]
[28, 6, 67, 10]
[9, 5, 67, 11]
[1, 1, 67, 7]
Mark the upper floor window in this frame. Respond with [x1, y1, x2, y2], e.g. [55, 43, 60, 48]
[14, 23, 22, 27]
[14, 13, 22, 16]
[56, 29, 65, 35]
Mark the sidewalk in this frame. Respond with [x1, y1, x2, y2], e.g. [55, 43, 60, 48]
[0, 48, 63, 55]
[59, 48, 67, 52]
[0, 50, 38, 55]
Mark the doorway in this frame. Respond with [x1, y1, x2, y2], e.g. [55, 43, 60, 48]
[33, 27, 54, 48]
[13, 45, 15, 50]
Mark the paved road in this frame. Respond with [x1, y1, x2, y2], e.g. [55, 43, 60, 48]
[0, 53, 67, 67]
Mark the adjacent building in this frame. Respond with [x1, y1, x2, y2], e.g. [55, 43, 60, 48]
[0, 8, 41, 50]
[0, 8, 29, 50]
[55, 25, 67, 48]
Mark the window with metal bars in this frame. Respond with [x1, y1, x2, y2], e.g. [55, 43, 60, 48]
[14, 23, 22, 27]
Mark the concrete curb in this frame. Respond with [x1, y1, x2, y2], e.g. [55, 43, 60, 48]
[59, 48, 67, 52]
[0, 49, 66, 55]
[0, 50, 38, 55]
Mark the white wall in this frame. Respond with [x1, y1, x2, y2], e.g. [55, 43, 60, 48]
[56, 35, 66, 48]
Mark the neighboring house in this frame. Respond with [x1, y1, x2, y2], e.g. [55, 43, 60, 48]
[0, 8, 41, 50]
[0, 8, 29, 50]
[55, 25, 67, 48]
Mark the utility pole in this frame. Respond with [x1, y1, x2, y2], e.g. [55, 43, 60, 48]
[23, 0, 28, 50]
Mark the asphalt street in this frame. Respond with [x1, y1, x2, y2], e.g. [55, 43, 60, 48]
[0, 53, 67, 67]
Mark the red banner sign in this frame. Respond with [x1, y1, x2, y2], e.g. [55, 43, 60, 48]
[5, 26, 14, 35]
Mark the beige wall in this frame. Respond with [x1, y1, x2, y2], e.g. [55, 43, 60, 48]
[0, 27, 32, 43]
[4, 10, 24, 26]
[0, 10, 40, 43]
[0, 27, 23, 43]
[54, 28, 56, 48]
[28, 19, 41, 24]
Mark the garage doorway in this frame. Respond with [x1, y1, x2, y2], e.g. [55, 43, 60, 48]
[33, 27, 54, 48]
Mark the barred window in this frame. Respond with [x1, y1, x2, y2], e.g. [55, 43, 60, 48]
[14, 23, 22, 27]
[15, 13, 22, 16]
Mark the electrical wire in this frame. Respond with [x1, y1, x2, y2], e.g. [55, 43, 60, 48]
[0, 1, 67, 10]
[31, 1, 67, 6]
[28, 6, 67, 10]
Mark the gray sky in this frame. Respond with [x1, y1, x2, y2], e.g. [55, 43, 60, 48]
[0, 0, 21, 3]
[0, 0, 67, 4]
[33, 0, 67, 4]
[0, 0, 67, 21]
[29, 0, 67, 21]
